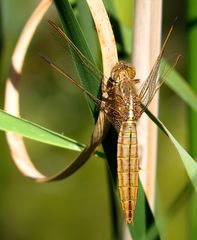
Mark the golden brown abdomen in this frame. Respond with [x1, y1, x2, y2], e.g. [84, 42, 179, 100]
[117, 120, 138, 224]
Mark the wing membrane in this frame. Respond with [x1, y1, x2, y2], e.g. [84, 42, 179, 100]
[140, 55, 181, 114]
[41, 54, 123, 132]
[139, 20, 179, 114]
[48, 21, 107, 87]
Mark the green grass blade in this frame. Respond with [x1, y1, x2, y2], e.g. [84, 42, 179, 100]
[0, 109, 83, 150]
[54, 0, 101, 116]
[0, 109, 105, 157]
[76, 0, 99, 63]
[165, 61, 197, 112]
[146, 109, 197, 192]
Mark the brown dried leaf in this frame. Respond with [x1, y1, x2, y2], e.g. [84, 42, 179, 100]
[4, 0, 52, 179]
[4, 0, 118, 182]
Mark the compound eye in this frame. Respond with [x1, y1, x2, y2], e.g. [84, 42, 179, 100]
[111, 67, 121, 83]
[127, 66, 136, 79]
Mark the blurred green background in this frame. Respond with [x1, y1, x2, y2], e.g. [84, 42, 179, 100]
[0, 0, 194, 239]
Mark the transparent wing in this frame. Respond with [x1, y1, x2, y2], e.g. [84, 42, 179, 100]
[138, 20, 179, 114]
[41, 55, 123, 132]
[139, 55, 181, 114]
[42, 21, 125, 132]
[47, 21, 108, 88]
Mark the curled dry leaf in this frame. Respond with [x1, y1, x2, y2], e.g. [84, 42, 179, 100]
[4, 0, 118, 181]
[41, 0, 119, 182]
[4, 0, 52, 179]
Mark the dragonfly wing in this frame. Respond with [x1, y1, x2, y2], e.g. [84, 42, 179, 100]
[47, 21, 108, 87]
[138, 22, 177, 114]
[139, 54, 181, 114]
[41, 55, 122, 132]
[41, 55, 101, 105]
[139, 55, 161, 102]
[103, 106, 122, 132]
[152, 54, 181, 94]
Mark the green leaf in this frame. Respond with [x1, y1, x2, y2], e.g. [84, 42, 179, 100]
[54, 0, 101, 116]
[0, 109, 104, 158]
[146, 109, 197, 193]
[165, 61, 197, 112]
[76, 0, 99, 63]
[0, 109, 83, 150]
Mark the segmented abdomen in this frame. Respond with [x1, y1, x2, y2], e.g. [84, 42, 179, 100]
[117, 120, 138, 224]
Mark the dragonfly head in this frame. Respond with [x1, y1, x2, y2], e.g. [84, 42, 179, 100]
[111, 61, 136, 83]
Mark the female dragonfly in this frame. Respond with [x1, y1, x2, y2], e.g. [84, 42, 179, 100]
[42, 21, 180, 224]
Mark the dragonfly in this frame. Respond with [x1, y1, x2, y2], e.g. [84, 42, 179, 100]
[42, 21, 180, 224]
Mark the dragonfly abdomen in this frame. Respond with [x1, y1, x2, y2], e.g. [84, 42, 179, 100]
[117, 120, 138, 224]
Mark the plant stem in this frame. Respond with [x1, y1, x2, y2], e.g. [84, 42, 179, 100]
[132, 0, 162, 211]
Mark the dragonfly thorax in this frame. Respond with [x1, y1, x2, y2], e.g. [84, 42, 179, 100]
[111, 61, 136, 83]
